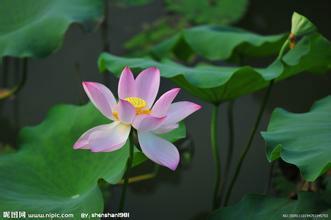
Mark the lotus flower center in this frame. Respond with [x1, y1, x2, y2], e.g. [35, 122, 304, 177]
[124, 97, 147, 109]
[112, 97, 151, 120]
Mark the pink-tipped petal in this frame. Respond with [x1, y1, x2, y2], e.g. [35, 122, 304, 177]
[118, 99, 136, 124]
[73, 124, 110, 149]
[82, 82, 116, 120]
[135, 67, 160, 108]
[162, 101, 201, 125]
[138, 131, 180, 170]
[133, 115, 165, 132]
[154, 124, 179, 134]
[152, 88, 180, 117]
[89, 121, 131, 152]
[118, 66, 136, 99]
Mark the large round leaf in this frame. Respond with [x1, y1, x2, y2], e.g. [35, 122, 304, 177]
[210, 192, 331, 220]
[151, 25, 286, 61]
[151, 12, 315, 62]
[261, 96, 331, 181]
[0, 0, 104, 58]
[98, 32, 331, 103]
[99, 12, 331, 103]
[0, 103, 185, 214]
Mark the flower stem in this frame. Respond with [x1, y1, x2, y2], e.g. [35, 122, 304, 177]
[118, 130, 135, 212]
[264, 161, 275, 194]
[223, 80, 274, 206]
[211, 104, 221, 210]
[219, 101, 235, 205]
[226, 101, 235, 173]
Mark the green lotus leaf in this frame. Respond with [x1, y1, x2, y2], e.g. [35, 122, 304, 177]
[261, 96, 331, 181]
[210, 192, 331, 220]
[291, 12, 317, 37]
[151, 25, 287, 61]
[150, 12, 319, 62]
[0, 0, 104, 58]
[98, 32, 331, 103]
[159, 122, 186, 143]
[0, 103, 185, 214]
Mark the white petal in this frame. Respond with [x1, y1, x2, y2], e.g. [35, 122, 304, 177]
[89, 121, 131, 152]
[82, 82, 116, 120]
[138, 131, 180, 170]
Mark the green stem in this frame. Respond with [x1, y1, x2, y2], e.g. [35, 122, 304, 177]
[211, 104, 221, 210]
[264, 161, 275, 194]
[118, 130, 135, 212]
[219, 101, 235, 204]
[223, 80, 274, 206]
[225, 101, 235, 173]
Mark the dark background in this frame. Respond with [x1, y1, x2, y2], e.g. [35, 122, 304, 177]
[1, 0, 331, 219]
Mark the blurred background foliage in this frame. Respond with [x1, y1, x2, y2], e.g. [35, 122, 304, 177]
[123, 0, 249, 56]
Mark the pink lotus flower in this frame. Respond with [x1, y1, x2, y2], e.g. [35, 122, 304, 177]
[74, 67, 201, 170]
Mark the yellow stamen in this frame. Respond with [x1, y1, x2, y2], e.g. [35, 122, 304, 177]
[112, 97, 151, 120]
[124, 97, 147, 109]
[136, 108, 152, 115]
[112, 111, 119, 120]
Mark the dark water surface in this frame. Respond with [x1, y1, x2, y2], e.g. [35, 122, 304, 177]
[1, 0, 331, 219]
